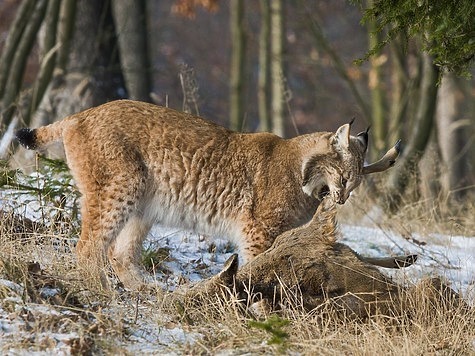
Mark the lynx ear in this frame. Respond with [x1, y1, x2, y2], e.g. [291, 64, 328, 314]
[332, 123, 351, 152]
[356, 126, 370, 152]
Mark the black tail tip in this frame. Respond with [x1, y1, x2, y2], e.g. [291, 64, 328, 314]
[394, 139, 402, 154]
[15, 128, 37, 150]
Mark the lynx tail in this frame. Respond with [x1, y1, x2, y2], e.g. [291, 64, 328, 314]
[15, 118, 71, 150]
[16, 128, 38, 150]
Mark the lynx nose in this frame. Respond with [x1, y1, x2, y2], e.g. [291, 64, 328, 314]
[330, 190, 346, 205]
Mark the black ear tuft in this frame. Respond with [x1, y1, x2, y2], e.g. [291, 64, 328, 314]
[394, 139, 402, 154]
[356, 130, 369, 151]
[15, 128, 37, 150]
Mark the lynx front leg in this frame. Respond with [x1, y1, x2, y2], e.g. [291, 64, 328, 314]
[241, 223, 274, 261]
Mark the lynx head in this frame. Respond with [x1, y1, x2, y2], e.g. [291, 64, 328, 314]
[302, 120, 369, 204]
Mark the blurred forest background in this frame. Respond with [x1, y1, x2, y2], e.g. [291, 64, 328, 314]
[0, 0, 474, 217]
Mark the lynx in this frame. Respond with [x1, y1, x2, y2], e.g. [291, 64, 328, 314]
[16, 100, 400, 289]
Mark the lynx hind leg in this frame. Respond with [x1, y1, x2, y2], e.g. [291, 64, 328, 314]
[108, 213, 154, 290]
[63, 129, 149, 288]
[75, 196, 118, 289]
[76, 227, 110, 289]
[76, 181, 146, 288]
[74, 170, 148, 289]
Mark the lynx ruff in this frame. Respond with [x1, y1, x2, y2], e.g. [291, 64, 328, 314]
[16, 100, 401, 289]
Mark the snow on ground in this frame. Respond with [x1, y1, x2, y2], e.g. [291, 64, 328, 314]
[145, 223, 475, 300]
[145, 226, 236, 288]
[1, 220, 474, 353]
[1, 184, 474, 353]
[340, 224, 475, 300]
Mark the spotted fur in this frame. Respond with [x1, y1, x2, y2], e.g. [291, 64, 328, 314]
[16, 100, 370, 289]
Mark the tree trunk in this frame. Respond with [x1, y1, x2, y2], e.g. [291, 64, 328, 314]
[111, 0, 151, 102]
[270, 0, 285, 137]
[10, 0, 126, 169]
[458, 79, 475, 196]
[257, 0, 271, 132]
[366, 0, 386, 158]
[418, 132, 441, 211]
[229, 0, 246, 131]
[436, 73, 469, 202]
[0, 0, 36, 100]
[0, 0, 48, 129]
[30, 0, 61, 116]
[385, 52, 439, 209]
[56, 0, 76, 72]
[388, 35, 409, 146]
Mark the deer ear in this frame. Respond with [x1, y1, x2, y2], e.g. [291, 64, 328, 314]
[216, 253, 239, 286]
[332, 123, 351, 152]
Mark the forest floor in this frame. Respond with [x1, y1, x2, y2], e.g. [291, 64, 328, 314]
[0, 168, 474, 354]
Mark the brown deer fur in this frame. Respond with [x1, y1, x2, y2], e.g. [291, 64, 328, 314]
[185, 200, 463, 318]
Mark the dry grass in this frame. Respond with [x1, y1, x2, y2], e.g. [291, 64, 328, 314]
[1, 209, 474, 355]
[170, 275, 474, 354]
[1, 163, 474, 354]
[340, 172, 475, 238]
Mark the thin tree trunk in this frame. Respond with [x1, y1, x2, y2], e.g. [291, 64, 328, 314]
[418, 132, 441, 210]
[56, 0, 76, 72]
[258, 0, 271, 132]
[366, 0, 386, 158]
[270, 0, 285, 137]
[385, 52, 439, 209]
[229, 0, 246, 131]
[302, 4, 371, 121]
[30, 0, 61, 117]
[388, 35, 409, 146]
[457, 79, 475, 194]
[0, 0, 36, 99]
[0, 0, 48, 128]
[436, 73, 468, 202]
[111, 0, 151, 102]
